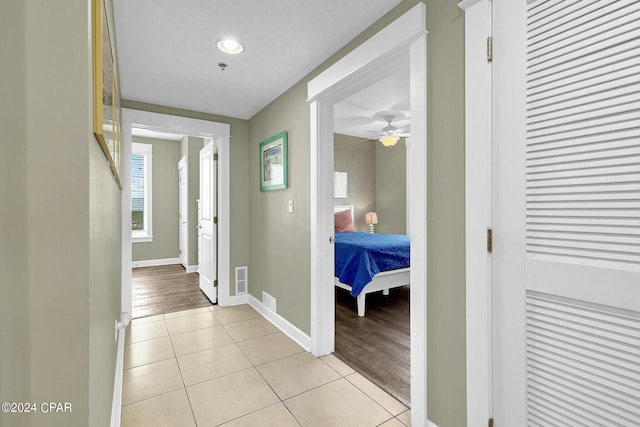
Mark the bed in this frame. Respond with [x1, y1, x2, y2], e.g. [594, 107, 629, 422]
[334, 205, 410, 316]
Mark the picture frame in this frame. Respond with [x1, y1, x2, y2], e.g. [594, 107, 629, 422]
[259, 131, 288, 191]
[93, 0, 123, 189]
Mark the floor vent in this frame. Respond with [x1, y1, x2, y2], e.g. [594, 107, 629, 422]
[235, 266, 248, 295]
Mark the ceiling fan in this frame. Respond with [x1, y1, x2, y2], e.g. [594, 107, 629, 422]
[368, 114, 410, 147]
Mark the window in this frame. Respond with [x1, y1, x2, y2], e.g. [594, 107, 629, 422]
[131, 142, 153, 242]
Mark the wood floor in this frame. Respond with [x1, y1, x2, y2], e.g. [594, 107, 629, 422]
[131, 264, 213, 319]
[334, 285, 410, 407]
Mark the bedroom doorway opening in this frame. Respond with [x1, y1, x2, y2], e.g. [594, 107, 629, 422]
[308, 4, 427, 425]
[332, 65, 411, 405]
[120, 109, 231, 325]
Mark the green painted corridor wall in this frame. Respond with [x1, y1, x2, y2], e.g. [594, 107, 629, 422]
[248, 1, 466, 425]
[1, 0, 122, 425]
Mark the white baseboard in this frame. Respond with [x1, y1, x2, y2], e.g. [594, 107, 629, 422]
[110, 326, 126, 427]
[185, 265, 198, 273]
[220, 293, 249, 306]
[248, 294, 311, 351]
[131, 258, 180, 268]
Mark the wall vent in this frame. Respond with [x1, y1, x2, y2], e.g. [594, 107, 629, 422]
[262, 291, 277, 313]
[235, 266, 248, 295]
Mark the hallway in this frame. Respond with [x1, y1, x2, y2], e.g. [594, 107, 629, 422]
[122, 304, 411, 426]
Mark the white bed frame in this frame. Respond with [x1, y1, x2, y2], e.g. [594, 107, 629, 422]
[334, 205, 411, 316]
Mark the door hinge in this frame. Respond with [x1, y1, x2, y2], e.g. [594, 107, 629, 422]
[214, 153, 219, 161]
[487, 36, 493, 63]
[487, 228, 493, 253]
[214, 216, 218, 224]
[488, 418, 494, 427]
[214, 280, 218, 287]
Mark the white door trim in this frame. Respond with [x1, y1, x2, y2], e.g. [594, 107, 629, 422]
[178, 156, 188, 270]
[121, 109, 231, 324]
[308, 4, 428, 426]
[459, 1, 493, 426]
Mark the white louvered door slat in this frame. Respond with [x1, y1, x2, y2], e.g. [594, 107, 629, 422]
[523, 1, 640, 425]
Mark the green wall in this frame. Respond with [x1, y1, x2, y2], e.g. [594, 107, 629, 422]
[425, 2, 466, 425]
[249, 81, 313, 332]
[0, 1, 30, 426]
[0, 0, 122, 426]
[132, 136, 181, 263]
[248, 1, 466, 425]
[122, 100, 251, 295]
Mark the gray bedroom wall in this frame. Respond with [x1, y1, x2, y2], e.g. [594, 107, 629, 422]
[132, 136, 181, 263]
[248, 1, 467, 426]
[375, 140, 407, 235]
[122, 100, 251, 297]
[1, 0, 122, 425]
[333, 133, 376, 232]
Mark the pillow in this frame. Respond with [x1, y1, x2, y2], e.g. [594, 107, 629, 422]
[334, 209, 355, 232]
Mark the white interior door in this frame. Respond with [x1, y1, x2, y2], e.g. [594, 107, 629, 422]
[178, 157, 188, 269]
[493, 1, 640, 425]
[199, 141, 217, 303]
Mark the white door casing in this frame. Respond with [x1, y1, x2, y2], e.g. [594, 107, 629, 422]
[178, 157, 188, 269]
[308, 4, 427, 426]
[458, 0, 493, 426]
[199, 141, 217, 304]
[490, 1, 640, 425]
[197, 199, 201, 272]
[121, 109, 230, 325]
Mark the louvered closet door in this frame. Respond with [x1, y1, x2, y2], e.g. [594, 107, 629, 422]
[525, 1, 640, 425]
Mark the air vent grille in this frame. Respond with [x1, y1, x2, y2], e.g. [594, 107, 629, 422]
[235, 266, 248, 295]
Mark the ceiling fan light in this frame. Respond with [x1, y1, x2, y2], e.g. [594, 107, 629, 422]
[217, 38, 244, 54]
[378, 135, 400, 147]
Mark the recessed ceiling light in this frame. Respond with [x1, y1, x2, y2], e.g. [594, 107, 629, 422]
[217, 38, 244, 54]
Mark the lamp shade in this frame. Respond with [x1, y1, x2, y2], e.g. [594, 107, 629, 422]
[378, 136, 400, 147]
[365, 212, 378, 225]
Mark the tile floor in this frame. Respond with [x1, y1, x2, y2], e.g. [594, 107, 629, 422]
[121, 304, 411, 426]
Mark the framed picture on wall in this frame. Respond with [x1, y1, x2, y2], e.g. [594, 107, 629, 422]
[92, 0, 123, 189]
[259, 131, 288, 191]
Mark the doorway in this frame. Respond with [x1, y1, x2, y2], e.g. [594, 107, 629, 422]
[331, 66, 411, 405]
[308, 4, 427, 425]
[121, 109, 231, 325]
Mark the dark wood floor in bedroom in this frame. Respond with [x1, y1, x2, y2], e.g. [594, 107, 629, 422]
[334, 285, 410, 407]
[131, 264, 212, 319]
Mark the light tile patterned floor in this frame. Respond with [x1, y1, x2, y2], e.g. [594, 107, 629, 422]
[121, 304, 411, 426]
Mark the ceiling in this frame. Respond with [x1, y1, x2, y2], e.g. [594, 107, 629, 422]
[114, 0, 409, 139]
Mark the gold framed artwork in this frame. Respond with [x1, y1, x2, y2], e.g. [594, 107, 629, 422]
[93, 0, 123, 189]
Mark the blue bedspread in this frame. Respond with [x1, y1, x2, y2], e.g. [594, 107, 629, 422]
[334, 232, 410, 297]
